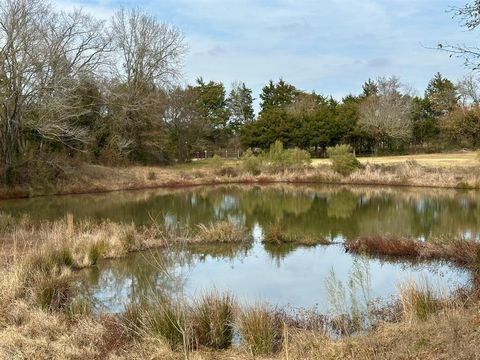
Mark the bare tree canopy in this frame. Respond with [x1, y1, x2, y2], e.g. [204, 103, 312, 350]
[0, 0, 111, 179]
[457, 74, 480, 105]
[111, 8, 186, 89]
[438, 1, 480, 70]
[0, 0, 189, 178]
[358, 77, 413, 147]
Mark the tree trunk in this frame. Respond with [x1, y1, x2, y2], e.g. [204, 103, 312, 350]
[1, 106, 22, 183]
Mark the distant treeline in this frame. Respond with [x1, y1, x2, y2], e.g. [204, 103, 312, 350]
[241, 74, 480, 156]
[0, 0, 479, 184]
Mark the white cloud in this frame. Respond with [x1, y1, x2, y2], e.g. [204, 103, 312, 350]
[53, 0, 476, 103]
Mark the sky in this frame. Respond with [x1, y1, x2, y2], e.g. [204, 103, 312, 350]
[56, 0, 480, 106]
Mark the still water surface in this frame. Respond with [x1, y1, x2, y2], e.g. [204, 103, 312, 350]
[1, 184, 477, 312]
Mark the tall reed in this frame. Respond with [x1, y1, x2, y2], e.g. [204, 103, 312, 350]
[191, 292, 235, 349]
[238, 304, 283, 356]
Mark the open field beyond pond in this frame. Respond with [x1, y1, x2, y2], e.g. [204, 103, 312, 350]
[311, 151, 480, 168]
[0, 151, 478, 199]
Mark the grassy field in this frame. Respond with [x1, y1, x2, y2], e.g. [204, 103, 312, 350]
[187, 151, 480, 170]
[187, 151, 479, 168]
[312, 151, 479, 168]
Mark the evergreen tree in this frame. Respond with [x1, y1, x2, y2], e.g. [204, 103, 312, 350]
[226, 81, 255, 133]
[425, 73, 459, 116]
[192, 78, 231, 146]
[259, 79, 300, 114]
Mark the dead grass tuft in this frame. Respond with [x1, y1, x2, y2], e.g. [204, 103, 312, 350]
[196, 221, 252, 244]
[263, 222, 330, 246]
[345, 235, 420, 257]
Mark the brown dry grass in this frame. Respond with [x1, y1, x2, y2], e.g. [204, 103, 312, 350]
[345, 235, 480, 270]
[1, 151, 480, 199]
[0, 214, 251, 267]
[1, 218, 480, 359]
[346, 236, 420, 257]
[313, 151, 480, 168]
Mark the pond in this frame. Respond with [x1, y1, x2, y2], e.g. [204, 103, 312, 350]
[1, 184, 477, 314]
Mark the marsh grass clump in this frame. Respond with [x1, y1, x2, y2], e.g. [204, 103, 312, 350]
[427, 238, 480, 269]
[346, 236, 480, 272]
[196, 221, 252, 243]
[191, 292, 235, 349]
[119, 226, 137, 253]
[87, 241, 106, 266]
[121, 302, 145, 340]
[263, 223, 329, 246]
[26, 247, 75, 275]
[262, 223, 285, 244]
[239, 304, 283, 356]
[35, 276, 73, 312]
[345, 235, 420, 258]
[327, 144, 362, 176]
[50, 247, 75, 268]
[141, 298, 191, 350]
[398, 279, 441, 322]
[68, 297, 92, 317]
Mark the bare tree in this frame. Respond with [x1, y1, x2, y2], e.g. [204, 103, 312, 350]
[457, 74, 480, 106]
[106, 8, 187, 161]
[438, 2, 480, 70]
[0, 0, 45, 177]
[359, 76, 413, 151]
[163, 87, 205, 162]
[111, 8, 186, 88]
[0, 0, 110, 180]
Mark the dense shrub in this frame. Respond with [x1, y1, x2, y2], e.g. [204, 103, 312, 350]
[215, 166, 239, 177]
[286, 147, 312, 169]
[35, 276, 73, 312]
[241, 149, 262, 175]
[262, 141, 311, 172]
[210, 154, 224, 169]
[327, 144, 362, 176]
[242, 141, 311, 174]
[439, 106, 480, 149]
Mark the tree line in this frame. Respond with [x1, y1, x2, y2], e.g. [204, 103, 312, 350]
[241, 74, 480, 156]
[1, 0, 479, 184]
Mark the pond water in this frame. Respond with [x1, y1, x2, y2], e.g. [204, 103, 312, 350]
[1, 184, 477, 313]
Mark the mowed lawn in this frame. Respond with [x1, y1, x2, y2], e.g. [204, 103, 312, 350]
[312, 151, 479, 168]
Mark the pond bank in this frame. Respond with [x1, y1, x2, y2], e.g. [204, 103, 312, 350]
[1, 159, 479, 199]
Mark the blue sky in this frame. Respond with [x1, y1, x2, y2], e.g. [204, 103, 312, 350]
[57, 0, 480, 105]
